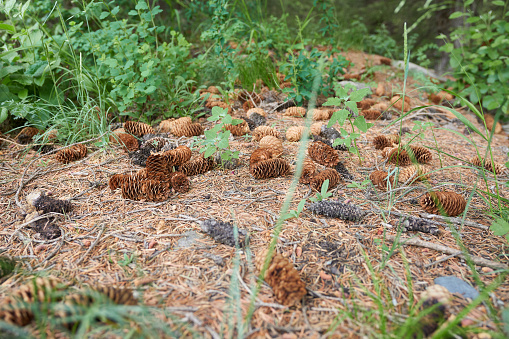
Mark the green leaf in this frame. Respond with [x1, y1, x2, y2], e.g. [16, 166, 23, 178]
[111, 6, 120, 15]
[490, 217, 509, 236]
[217, 135, 229, 149]
[135, 1, 148, 10]
[328, 109, 350, 127]
[17, 89, 28, 100]
[349, 88, 371, 102]
[297, 199, 306, 214]
[353, 116, 373, 133]
[493, 1, 505, 6]
[24, 60, 48, 77]
[204, 146, 216, 158]
[449, 12, 465, 19]
[0, 23, 15, 33]
[345, 100, 358, 113]
[128, 10, 138, 15]
[100, 12, 109, 19]
[0, 108, 8, 124]
[323, 97, 343, 106]
[321, 179, 330, 196]
[0, 65, 23, 78]
[145, 85, 156, 94]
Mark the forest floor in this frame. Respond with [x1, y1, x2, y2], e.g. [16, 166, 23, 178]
[1, 51, 508, 338]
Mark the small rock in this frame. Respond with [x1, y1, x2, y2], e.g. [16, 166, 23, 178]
[434, 276, 479, 300]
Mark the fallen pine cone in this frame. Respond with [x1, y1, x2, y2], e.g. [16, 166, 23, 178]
[420, 191, 466, 217]
[307, 201, 365, 221]
[16, 127, 42, 144]
[26, 190, 73, 214]
[163, 145, 192, 167]
[373, 135, 397, 150]
[109, 133, 139, 152]
[357, 98, 377, 110]
[172, 123, 204, 137]
[224, 120, 250, 136]
[286, 126, 306, 142]
[310, 109, 331, 121]
[178, 154, 215, 176]
[247, 107, 267, 118]
[299, 158, 317, 184]
[386, 147, 412, 166]
[124, 121, 155, 137]
[335, 162, 354, 180]
[169, 171, 190, 193]
[109, 174, 125, 190]
[284, 106, 306, 117]
[418, 285, 451, 336]
[200, 219, 247, 247]
[146, 154, 170, 181]
[407, 145, 433, 164]
[361, 109, 382, 120]
[310, 169, 342, 191]
[250, 148, 274, 167]
[369, 170, 395, 190]
[55, 144, 88, 164]
[310, 122, 323, 136]
[470, 156, 505, 175]
[398, 165, 431, 183]
[255, 248, 306, 306]
[159, 117, 192, 133]
[399, 216, 439, 235]
[308, 141, 340, 167]
[142, 180, 171, 202]
[390, 95, 411, 112]
[253, 126, 280, 141]
[259, 136, 284, 157]
[250, 158, 290, 179]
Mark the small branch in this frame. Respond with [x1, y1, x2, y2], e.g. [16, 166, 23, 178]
[76, 223, 106, 265]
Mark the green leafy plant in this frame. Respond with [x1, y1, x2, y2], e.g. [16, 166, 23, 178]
[309, 179, 333, 203]
[282, 199, 306, 220]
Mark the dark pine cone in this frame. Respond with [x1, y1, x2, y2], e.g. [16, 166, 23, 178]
[109, 174, 125, 190]
[121, 177, 144, 200]
[387, 147, 412, 166]
[28, 191, 73, 214]
[250, 158, 291, 179]
[17, 127, 42, 144]
[407, 145, 432, 164]
[32, 144, 55, 154]
[142, 180, 171, 202]
[200, 219, 247, 247]
[308, 141, 340, 167]
[312, 134, 347, 151]
[335, 161, 353, 180]
[307, 201, 366, 221]
[249, 112, 267, 128]
[243, 117, 257, 131]
[146, 154, 170, 181]
[310, 169, 342, 191]
[275, 99, 296, 112]
[399, 217, 440, 235]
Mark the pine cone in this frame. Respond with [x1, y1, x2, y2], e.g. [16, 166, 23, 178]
[0, 296, 33, 326]
[470, 156, 505, 175]
[308, 141, 340, 167]
[320, 125, 342, 140]
[55, 144, 88, 164]
[373, 135, 394, 150]
[16, 276, 65, 304]
[335, 161, 354, 180]
[259, 136, 284, 157]
[200, 219, 247, 247]
[28, 191, 73, 214]
[250, 158, 291, 179]
[253, 126, 280, 141]
[178, 154, 215, 176]
[428, 91, 453, 105]
[372, 102, 389, 112]
[375, 82, 386, 97]
[121, 177, 144, 200]
[418, 285, 451, 336]
[310, 122, 323, 136]
[250, 148, 274, 167]
[172, 122, 204, 137]
[242, 100, 255, 111]
[286, 126, 306, 142]
[247, 112, 267, 128]
[146, 154, 170, 181]
[386, 147, 412, 166]
[369, 170, 395, 190]
[255, 248, 306, 306]
[207, 101, 232, 114]
[299, 158, 317, 184]
[142, 137, 169, 152]
[379, 57, 392, 66]
[361, 109, 382, 120]
[407, 145, 432, 164]
[92, 286, 137, 305]
[109, 174, 125, 191]
[224, 120, 250, 136]
[17, 127, 42, 144]
[124, 121, 155, 137]
[247, 107, 267, 118]
[310, 109, 330, 121]
[310, 169, 342, 191]
[307, 201, 365, 221]
[170, 171, 190, 193]
[390, 95, 411, 112]
[284, 106, 306, 117]
[398, 165, 431, 183]
[399, 216, 439, 235]
[142, 180, 171, 202]
[159, 117, 192, 133]
[357, 98, 376, 110]
[206, 85, 220, 94]
[313, 134, 347, 151]
[109, 132, 139, 152]
[163, 145, 193, 167]
[420, 191, 466, 217]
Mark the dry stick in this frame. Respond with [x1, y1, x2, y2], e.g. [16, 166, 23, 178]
[14, 131, 109, 210]
[385, 235, 508, 270]
[76, 223, 106, 265]
[38, 228, 66, 265]
[424, 251, 463, 268]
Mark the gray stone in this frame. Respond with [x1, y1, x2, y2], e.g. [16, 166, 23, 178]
[336, 81, 372, 92]
[434, 276, 479, 300]
[176, 230, 203, 249]
[392, 60, 448, 82]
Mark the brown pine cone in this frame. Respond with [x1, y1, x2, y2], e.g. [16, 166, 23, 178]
[109, 174, 125, 190]
[142, 180, 171, 202]
[470, 156, 505, 175]
[286, 126, 306, 142]
[381, 146, 394, 158]
[386, 147, 412, 166]
[390, 95, 411, 112]
[170, 171, 190, 193]
[357, 98, 377, 110]
[387, 134, 400, 144]
[159, 117, 192, 133]
[310, 109, 330, 121]
[163, 145, 193, 167]
[373, 135, 393, 150]
[121, 177, 144, 200]
[259, 136, 284, 157]
[207, 101, 232, 114]
[124, 121, 155, 137]
[178, 154, 215, 176]
[224, 120, 250, 136]
[250, 158, 291, 179]
[379, 57, 392, 66]
[299, 158, 317, 184]
[284, 106, 306, 117]
[428, 91, 453, 105]
[255, 248, 306, 306]
[207, 85, 220, 94]
[93, 286, 137, 305]
[398, 165, 431, 183]
[369, 170, 395, 190]
[407, 145, 432, 164]
[55, 144, 88, 164]
[418, 285, 451, 336]
[250, 148, 274, 167]
[484, 114, 503, 134]
[372, 102, 389, 112]
[310, 169, 342, 191]
[16, 127, 42, 144]
[361, 109, 382, 120]
[253, 126, 280, 141]
[247, 107, 267, 118]
[310, 122, 323, 136]
[375, 82, 387, 97]
[420, 191, 466, 217]
[173, 122, 204, 137]
[146, 154, 170, 181]
[0, 296, 33, 326]
[308, 141, 340, 167]
[143, 137, 169, 152]
[242, 100, 255, 111]
[110, 133, 139, 152]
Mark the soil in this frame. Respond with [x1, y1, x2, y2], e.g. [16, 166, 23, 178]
[1, 51, 508, 338]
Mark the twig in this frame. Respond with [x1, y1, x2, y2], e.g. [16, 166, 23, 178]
[418, 212, 489, 231]
[385, 235, 508, 270]
[76, 223, 106, 265]
[424, 251, 463, 268]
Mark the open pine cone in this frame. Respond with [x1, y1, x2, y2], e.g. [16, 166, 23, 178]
[310, 122, 323, 136]
[259, 136, 284, 157]
[55, 144, 88, 164]
[163, 145, 193, 167]
[124, 121, 155, 137]
[172, 123, 204, 137]
[121, 177, 144, 200]
[373, 135, 394, 150]
[369, 170, 395, 190]
[420, 191, 466, 217]
[310, 109, 330, 121]
[110, 133, 139, 152]
[310, 169, 342, 191]
[386, 147, 412, 166]
[109, 174, 125, 190]
[284, 106, 306, 117]
[308, 141, 340, 167]
[470, 156, 505, 175]
[178, 154, 215, 176]
[93, 286, 137, 305]
[247, 107, 267, 118]
[250, 158, 291, 179]
[146, 154, 170, 181]
[159, 117, 192, 133]
[200, 219, 247, 247]
[286, 126, 306, 142]
[255, 248, 306, 306]
[16, 127, 42, 144]
[299, 158, 317, 184]
[418, 285, 451, 336]
[170, 171, 190, 193]
[398, 165, 431, 183]
[224, 120, 250, 136]
[250, 148, 274, 167]
[357, 98, 377, 110]
[361, 109, 382, 120]
[142, 180, 171, 202]
[407, 145, 432, 164]
[390, 95, 411, 112]
[253, 126, 280, 141]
